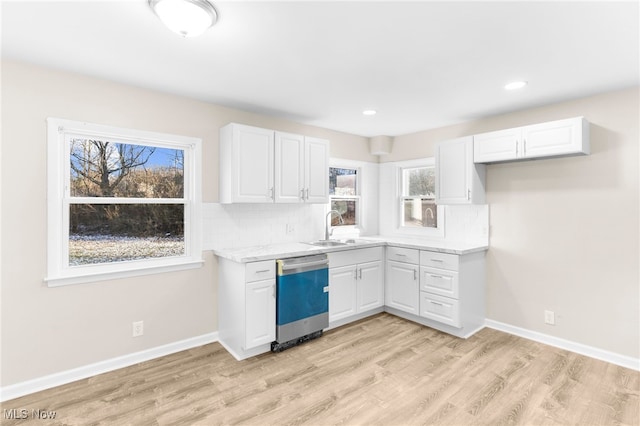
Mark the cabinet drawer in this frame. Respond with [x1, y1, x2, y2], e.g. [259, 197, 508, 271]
[420, 251, 459, 271]
[245, 260, 276, 282]
[420, 293, 460, 328]
[420, 267, 459, 299]
[328, 247, 383, 268]
[387, 246, 419, 264]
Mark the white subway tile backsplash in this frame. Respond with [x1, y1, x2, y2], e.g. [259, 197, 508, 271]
[203, 203, 325, 251]
[444, 204, 489, 245]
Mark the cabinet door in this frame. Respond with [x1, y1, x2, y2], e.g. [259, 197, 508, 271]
[473, 127, 521, 163]
[385, 260, 419, 315]
[304, 137, 329, 203]
[357, 260, 384, 312]
[275, 132, 304, 203]
[436, 136, 468, 204]
[245, 279, 276, 349]
[522, 117, 587, 159]
[436, 136, 484, 204]
[329, 265, 357, 322]
[233, 125, 274, 203]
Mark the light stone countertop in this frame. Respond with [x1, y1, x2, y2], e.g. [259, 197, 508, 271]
[213, 236, 488, 263]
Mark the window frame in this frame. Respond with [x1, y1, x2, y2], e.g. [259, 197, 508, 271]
[328, 160, 362, 234]
[46, 118, 203, 287]
[396, 158, 444, 238]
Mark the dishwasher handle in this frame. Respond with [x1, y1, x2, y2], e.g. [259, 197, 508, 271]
[277, 255, 329, 275]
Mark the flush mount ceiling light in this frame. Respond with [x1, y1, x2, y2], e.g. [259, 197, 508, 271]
[362, 109, 377, 116]
[149, 0, 218, 37]
[504, 80, 528, 91]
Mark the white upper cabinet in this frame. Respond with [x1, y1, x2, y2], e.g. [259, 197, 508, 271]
[220, 123, 329, 204]
[304, 137, 330, 203]
[436, 136, 486, 205]
[473, 127, 521, 163]
[473, 117, 589, 164]
[522, 118, 589, 158]
[275, 131, 304, 203]
[220, 123, 274, 203]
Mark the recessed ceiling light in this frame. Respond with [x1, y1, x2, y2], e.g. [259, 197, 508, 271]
[504, 81, 528, 91]
[362, 109, 377, 116]
[149, 0, 218, 37]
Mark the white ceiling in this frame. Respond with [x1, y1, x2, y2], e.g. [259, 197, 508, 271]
[2, 1, 638, 137]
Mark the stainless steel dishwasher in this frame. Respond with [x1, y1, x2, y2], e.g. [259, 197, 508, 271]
[272, 254, 329, 352]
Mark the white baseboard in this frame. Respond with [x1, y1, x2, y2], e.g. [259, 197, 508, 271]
[1, 332, 218, 402]
[485, 319, 639, 371]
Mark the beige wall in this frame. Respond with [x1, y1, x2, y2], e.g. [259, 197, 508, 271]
[2, 59, 637, 390]
[0, 60, 371, 387]
[384, 87, 639, 358]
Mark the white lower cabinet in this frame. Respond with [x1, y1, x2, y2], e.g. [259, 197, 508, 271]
[418, 250, 484, 337]
[385, 246, 419, 315]
[328, 265, 358, 321]
[245, 279, 276, 349]
[218, 258, 276, 360]
[358, 261, 384, 312]
[383, 246, 485, 338]
[217, 244, 486, 361]
[385, 259, 419, 315]
[328, 247, 384, 324]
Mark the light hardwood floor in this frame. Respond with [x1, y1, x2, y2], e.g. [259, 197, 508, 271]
[2, 313, 638, 425]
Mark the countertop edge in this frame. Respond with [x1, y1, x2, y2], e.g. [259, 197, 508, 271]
[213, 239, 488, 263]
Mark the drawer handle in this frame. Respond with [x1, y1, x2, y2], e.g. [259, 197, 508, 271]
[430, 301, 444, 307]
[396, 253, 407, 257]
[430, 259, 444, 262]
[429, 274, 443, 279]
[255, 269, 271, 273]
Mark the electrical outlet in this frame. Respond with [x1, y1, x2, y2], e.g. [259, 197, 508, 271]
[286, 223, 295, 234]
[544, 310, 555, 325]
[132, 320, 144, 337]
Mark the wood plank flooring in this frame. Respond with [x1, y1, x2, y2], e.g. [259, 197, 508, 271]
[2, 313, 638, 425]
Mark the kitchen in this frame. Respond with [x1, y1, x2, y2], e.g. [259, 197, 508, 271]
[1, 1, 638, 424]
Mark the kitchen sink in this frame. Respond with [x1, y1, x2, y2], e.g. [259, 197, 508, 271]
[305, 239, 371, 247]
[306, 240, 348, 247]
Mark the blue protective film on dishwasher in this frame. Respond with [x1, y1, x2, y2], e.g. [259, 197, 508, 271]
[276, 268, 328, 325]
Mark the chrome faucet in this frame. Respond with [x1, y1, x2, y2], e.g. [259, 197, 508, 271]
[325, 209, 344, 240]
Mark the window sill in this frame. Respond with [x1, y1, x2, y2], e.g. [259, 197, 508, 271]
[45, 258, 205, 287]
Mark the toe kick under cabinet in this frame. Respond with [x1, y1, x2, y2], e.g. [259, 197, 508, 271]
[385, 247, 485, 338]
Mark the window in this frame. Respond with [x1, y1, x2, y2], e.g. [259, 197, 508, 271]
[400, 164, 438, 229]
[329, 167, 359, 227]
[47, 118, 202, 286]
